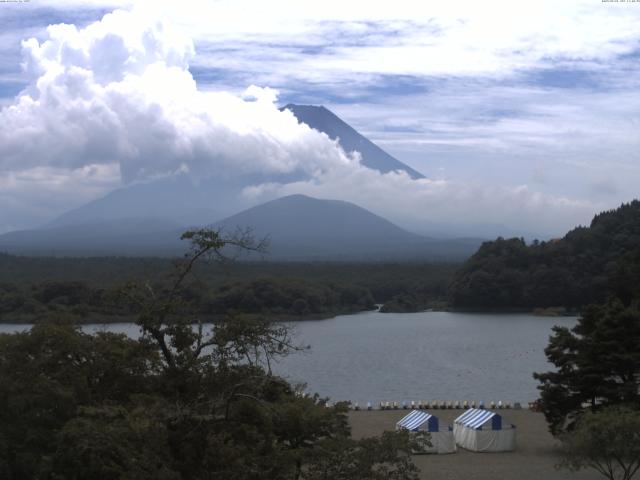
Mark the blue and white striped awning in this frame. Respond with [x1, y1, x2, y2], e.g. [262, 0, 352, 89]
[396, 410, 438, 431]
[454, 408, 502, 430]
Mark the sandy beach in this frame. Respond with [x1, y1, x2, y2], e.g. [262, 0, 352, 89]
[349, 409, 601, 480]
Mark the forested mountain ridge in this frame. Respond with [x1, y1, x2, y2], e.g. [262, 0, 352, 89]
[449, 200, 640, 310]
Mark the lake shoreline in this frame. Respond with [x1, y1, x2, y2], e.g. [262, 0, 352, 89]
[0, 305, 579, 326]
[0, 307, 378, 325]
[443, 306, 581, 317]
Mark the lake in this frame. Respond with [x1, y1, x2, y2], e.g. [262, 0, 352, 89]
[0, 310, 576, 405]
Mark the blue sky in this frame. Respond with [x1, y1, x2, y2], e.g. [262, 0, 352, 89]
[0, 0, 639, 236]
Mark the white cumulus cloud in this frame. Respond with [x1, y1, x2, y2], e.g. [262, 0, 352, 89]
[1, 8, 358, 184]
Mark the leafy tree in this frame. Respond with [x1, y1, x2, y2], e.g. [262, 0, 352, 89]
[0, 322, 159, 479]
[559, 406, 640, 480]
[304, 431, 420, 480]
[0, 229, 419, 480]
[52, 404, 179, 480]
[534, 299, 640, 435]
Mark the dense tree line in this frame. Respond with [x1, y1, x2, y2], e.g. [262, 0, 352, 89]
[0, 281, 121, 321]
[203, 278, 375, 317]
[0, 256, 457, 322]
[449, 200, 640, 310]
[0, 254, 457, 292]
[0, 278, 376, 323]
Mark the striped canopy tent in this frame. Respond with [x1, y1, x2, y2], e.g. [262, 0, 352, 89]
[453, 408, 516, 452]
[395, 410, 456, 454]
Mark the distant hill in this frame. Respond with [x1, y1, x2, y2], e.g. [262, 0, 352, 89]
[216, 193, 419, 242]
[213, 194, 479, 261]
[283, 104, 424, 179]
[46, 174, 252, 229]
[0, 194, 481, 260]
[0, 218, 183, 256]
[449, 200, 640, 310]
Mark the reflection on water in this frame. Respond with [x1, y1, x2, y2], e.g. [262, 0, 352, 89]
[0, 310, 576, 404]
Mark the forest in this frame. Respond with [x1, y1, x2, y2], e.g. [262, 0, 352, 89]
[0, 256, 457, 322]
[449, 201, 640, 311]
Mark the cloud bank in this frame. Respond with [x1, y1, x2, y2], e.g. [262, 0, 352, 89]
[2, 9, 358, 182]
[0, 7, 602, 236]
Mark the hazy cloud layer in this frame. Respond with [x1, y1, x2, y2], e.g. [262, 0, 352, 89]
[242, 167, 595, 237]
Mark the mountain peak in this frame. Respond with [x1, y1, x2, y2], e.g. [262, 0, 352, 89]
[282, 104, 425, 180]
[283, 103, 327, 111]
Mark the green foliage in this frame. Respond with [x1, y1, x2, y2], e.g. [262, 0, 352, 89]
[304, 431, 420, 480]
[204, 278, 375, 318]
[0, 323, 159, 479]
[52, 404, 179, 480]
[533, 299, 640, 435]
[559, 406, 640, 480]
[450, 200, 640, 310]
[379, 293, 424, 313]
[0, 229, 419, 480]
[0, 257, 456, 323]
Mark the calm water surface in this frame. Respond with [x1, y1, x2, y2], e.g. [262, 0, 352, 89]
[0, 310, 576, 404]
[277, 310, 577, 405]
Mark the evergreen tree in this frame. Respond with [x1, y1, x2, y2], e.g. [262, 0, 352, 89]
[534, 299, 640, 435]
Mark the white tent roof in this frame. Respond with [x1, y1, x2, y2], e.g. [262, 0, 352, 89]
[454, 408, 499, 429]
[397, 410, 434, 431]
